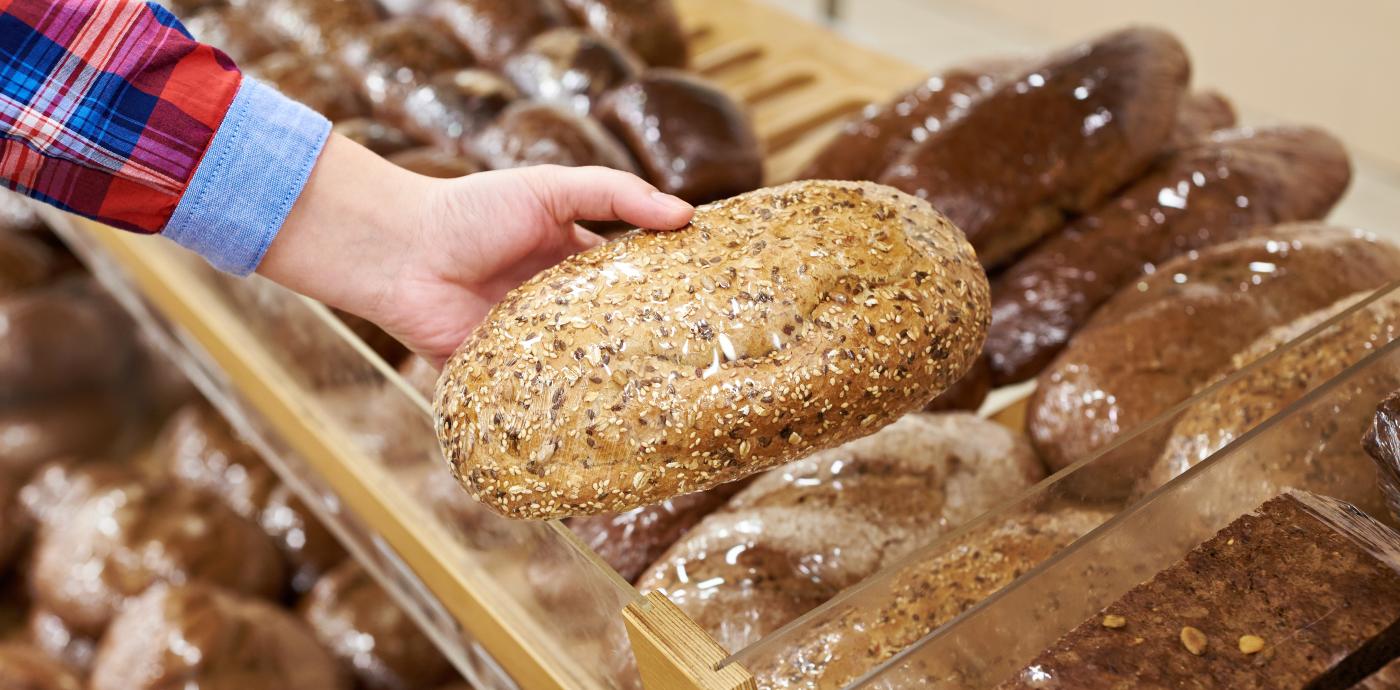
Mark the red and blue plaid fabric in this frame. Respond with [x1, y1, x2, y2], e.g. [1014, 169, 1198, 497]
[0, 0, 241, 232]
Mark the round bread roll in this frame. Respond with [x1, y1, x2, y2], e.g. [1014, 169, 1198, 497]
[300, 561, 453, 690]
[157, 404, 275, 519]
[90, 584, 349, 690]
[503, 27, 641, 116]
[335, 19, 475, 119]
[400, 69, 519, 151]
[429, 0, 570, 68]
[471, 101, 638, 172]
[0, 389, 130, 476]
[0, 231, 54, 297]
[0, 283, 136, 403]
[258, 0, 381, 57]
[0, 642, 82, 690]
[557, 0, 688, 68]
[30, 482, 285, 636]
[259, 483, 347, 595]
[596, 70, 762, 204]
[436, 180, 990, 519]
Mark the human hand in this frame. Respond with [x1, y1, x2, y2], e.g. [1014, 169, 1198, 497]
[258, 135, 694, 366]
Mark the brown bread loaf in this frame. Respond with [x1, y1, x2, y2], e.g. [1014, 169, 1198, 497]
[636, 413, 1044, 652]
[0, 390, 129, 476]
[0, 231, 54, 297]
[300, 562, 454, 690]
[30, 481, 285, 636]
[0, 283, 136, 403]
[90, 584, 349, 690]
[400, 69, 519, 151]
[1164, 89, 1236, 149]
[387, 147, 486, 179]
[0, 642, 81, 690]
[471, 101, 638, 172]
[503, 27, 641, 117]
[799, 59, 1023, 182]
[924, 354, 991, 412]
[334, 19, 474, 120]
[1138, 290, 1400, 515]
[986, 126, 1351, 385]
[996, 492, 1400, 690]
[435, 180, 990, 519]
[247, 51, 369, 121]
[596, 70, 762, 204]
[749, 504, 1112, 690]
[258, 0, 381, 57]
[1028, 226, 1400, 498]
[565, 477, 752, 583]
[558, 0, 688, 68]
[429, 0, 570, 68]
[880, 27, 1190, 267]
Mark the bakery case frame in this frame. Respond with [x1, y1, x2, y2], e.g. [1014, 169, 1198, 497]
[44, 0, 1400, 687]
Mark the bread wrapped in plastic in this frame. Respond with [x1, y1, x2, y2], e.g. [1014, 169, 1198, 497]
[333, 118, 420, 157]
[503, 27, 641, 116]
[596, 70, 761, 204]
[472, 101, 637, 172]
[300, 562, 454, 690]
[0, 281, 137, 403]
[91, 584, 349, 690]
[26, 609, 96, 677]
[400, 69, 519, 151]
[428, 0, 570, 68]
[0, 391, 131, 478]
[335, 19, 474, 120]
[558, 0, 688, 68]
[388, 147, 486, 178]
[0, 642, 83, 690]
[257, 0, 381, 56]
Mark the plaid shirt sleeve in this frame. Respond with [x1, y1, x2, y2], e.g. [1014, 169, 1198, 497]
[0, 0, 331, 274]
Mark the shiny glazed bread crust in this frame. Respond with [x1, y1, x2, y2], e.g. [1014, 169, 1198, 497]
[435, 180, 990, 519]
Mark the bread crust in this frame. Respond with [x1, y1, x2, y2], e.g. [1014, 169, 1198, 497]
[436, 180, 989, 519]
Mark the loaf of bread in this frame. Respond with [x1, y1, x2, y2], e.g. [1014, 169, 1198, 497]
[987, 126, 1351, 385]
[0, 228, 53, 297]
[635, 413, 1043, 652]
[1027, 226, 1400, 497]
[91, 584, 349, 690]
[1163, 89, 1236, 150]
[429, 0, 570, 68]
[387, 147, 486, 178]
[0, 642, 82, 690]
[1136, 289, 1400, 516]
[26, 608, 95, 676]
[558, 0, 688, 68]
[924, 354, 991, 412]
[333, 119, 420, 157]
[259, 0, 381, 56]
[799, 59, 1022, 182]
[503, 28, 641, 116]
[997, 491, 1400, 689]
[435, 180, 990, 518]
[335, 19, 475, 120]
[0, 390, 128, 476]
[749, 504, 1112, 690]
[300, 562, 453, 690]
[248, 51, 369, 121]
[0, 282, 136, 403]
[565, 477, 751, 582]
[472, 101, 638, 172]
[880, 27, 1190, 267]
[30, 481, 285, 636]
[596, 70, 762, 204]
[400, 69, 519, 150]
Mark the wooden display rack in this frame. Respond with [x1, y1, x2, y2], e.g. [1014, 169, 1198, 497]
[58, 1, 933, 689]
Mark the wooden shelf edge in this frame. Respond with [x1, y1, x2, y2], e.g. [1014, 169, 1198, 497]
[624, 592, 757, 690]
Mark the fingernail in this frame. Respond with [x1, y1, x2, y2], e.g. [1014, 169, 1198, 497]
[651, 191, 692, 213]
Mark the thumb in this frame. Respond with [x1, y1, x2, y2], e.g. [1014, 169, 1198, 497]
[524, 165, 694, 230]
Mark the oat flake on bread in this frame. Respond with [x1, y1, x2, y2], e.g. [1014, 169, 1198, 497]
[434, 180, 989, 519]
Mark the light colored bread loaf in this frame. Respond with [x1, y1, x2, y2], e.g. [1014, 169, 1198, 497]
[635, 412, 1043, 652]
[436, 180, 989, 519]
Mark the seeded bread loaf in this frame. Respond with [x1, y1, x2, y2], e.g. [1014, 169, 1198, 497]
[435, 180, 990, 519]
[636, 412, 1044, 652]
[749, 504, 1112, 689]
[1028, 226, 1400, 496]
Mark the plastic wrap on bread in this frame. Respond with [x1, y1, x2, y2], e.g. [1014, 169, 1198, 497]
[749, 504, 1113, 690]
[880, 27, 1190, 267]
[596, 70, 762, 204]
[472, 101, 638, 172]
[300, 562, 455, 690]
[1139, 289, 1400, 517]
[558, 0, 688, 68]
[636, 412, 1043, 652]
[335, 19, 475, 120]
[1028, 226, 1400, 498]
[988, 126, 1352, 385]
[387, 147, 486, 179]
[247, 51, 369, 121]
[333, 119, 420, 157]
[996, 491, 1400, 689]
[503, 27, 642, 116]
[0, 642, 83, 690]
[1368, 387, 1400, 532]
[400, 69, 519, 151]
[435, 180, 990, 519]
[90, 584, 350, 690]
[428, 0, 570, 68]
[799, 59, 1023, 182]
[257, 0, 382, 56]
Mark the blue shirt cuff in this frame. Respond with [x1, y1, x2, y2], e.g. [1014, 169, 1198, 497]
[164, 77, 331, 275]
